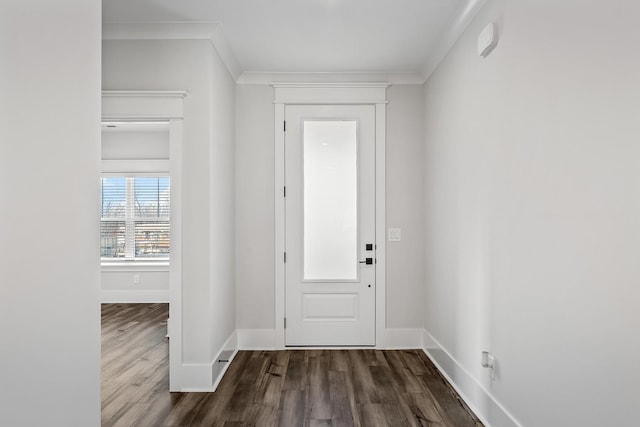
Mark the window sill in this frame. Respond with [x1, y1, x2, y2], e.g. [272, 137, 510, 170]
[101, 262, 169, 272]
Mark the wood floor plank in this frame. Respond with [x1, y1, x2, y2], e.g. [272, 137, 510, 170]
[383, 350, 424, 394]
[278, 389, 307, 427]
[102, 304, 483, 427]
[419, 373, 481, 427]
[307, 352, 332, 420]
[328, 371, 357, 427]
[357, 403, 391, 427]
[402, 392, 447, 426]
[346, 350, 378, 404]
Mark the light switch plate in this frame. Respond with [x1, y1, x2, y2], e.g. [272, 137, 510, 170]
[388, 228, 401, 242]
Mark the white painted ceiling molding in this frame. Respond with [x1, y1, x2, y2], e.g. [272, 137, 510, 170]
[239, 72, 422, 86]
[102, 22, 242, 81]
[420, 0, 488, 80]
[103, 0, 487, 85]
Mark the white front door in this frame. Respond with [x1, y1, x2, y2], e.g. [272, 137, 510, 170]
[285, 104, 376, 346]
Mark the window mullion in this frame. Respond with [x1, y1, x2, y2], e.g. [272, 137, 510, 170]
[125, 177, 135, 260]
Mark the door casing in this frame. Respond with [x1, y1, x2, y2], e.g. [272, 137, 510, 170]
[273, 83, 388, 348]
[102, 90, 186, 390]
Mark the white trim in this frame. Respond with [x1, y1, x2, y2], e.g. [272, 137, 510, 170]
[102, 91, 188, 120]
[102, 90, 187, 122]
[208, 23, 243, 81]
[374, 102, 386, 349]
[102, 90, 188, 98]
[274, 103, 286, 350]
[237, 328, 423, 351]
[103, 1, 485, 85]
[171, 331, 238, 392]
[212, 349, 238, 391]
[237, 329, 279, 350]
[168, 117, 184, 391]
[272, 83, 391, 88]
[239, 72, 423, 85]
[273, 84, 387, 349]
[101, 262, 169, 272]
[422, 329, 524, 427]
[101, 160, 170, 173]
[420, 0, 488, 80]
[100, 290, 169, 303]
[273, 100, 389, 106]
[273, 84, 388, 105]
[212, 331, 239, 391]
[102, 90, 186, 390]
[102, 22, 242, 82]
[172, 363, 215, 392]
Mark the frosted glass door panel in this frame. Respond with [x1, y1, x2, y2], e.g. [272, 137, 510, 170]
[303, 121, 358, 281]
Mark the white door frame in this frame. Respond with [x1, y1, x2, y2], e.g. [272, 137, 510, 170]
[102, 90, 186, 389]
[273, 83, 388, 348]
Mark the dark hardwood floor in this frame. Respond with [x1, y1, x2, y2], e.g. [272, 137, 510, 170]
[102, 303, 483, 427]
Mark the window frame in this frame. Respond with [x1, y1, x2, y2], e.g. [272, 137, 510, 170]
[100, 172, 170, 265]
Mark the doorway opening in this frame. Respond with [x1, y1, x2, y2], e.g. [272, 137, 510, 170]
[100, 121, 173, 415]
[101, 89, 186, 391]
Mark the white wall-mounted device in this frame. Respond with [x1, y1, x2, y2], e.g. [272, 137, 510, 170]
[387, 228, 402, 242]
[478, 23, 499, 58]
[481, 350, 496, 380]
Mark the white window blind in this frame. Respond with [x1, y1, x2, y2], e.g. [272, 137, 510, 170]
[101, 176, 170, 261]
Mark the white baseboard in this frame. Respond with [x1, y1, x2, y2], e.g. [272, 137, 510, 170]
[212, 331, 238, 391]
[381, 328, 423, 349]
[172, 362, 215, 392]
[422, 329, 523, 427]
[172, 330, 238, 392]
[237, 329, 278, 349]
[237, 328, 423, 350]
[100, 289, 169, 303]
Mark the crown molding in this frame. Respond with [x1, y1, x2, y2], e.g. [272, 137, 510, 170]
[102, 0, 486, 86]
[102, 21, 242, 82]
[420, 0, 487, 81]
[271, 82, 390, 88]
[238, 71, 423, 85]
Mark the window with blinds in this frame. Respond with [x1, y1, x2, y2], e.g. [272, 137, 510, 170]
[100, 176, 170, 262]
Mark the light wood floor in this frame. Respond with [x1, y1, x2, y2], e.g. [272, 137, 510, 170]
[102, 303, 483, 427]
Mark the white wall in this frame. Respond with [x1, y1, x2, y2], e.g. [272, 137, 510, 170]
[102, 128, 170, 160]
[0, 1, 101, 426]
[422, 1, 640, 426]
[235, 84, 425, 334]
[385, 85, 425, 329]
[103, 39, 236, 386]
[101, 268, 170, 302]
[235, 85, 276, 329]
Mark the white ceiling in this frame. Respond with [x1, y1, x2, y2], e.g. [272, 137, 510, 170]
[102, 0, 485, 82]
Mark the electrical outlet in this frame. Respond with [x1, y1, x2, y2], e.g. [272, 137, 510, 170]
[481, 351, 496, 380]
[488, 354, 496, 380]
[133, 274, 140, 284]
